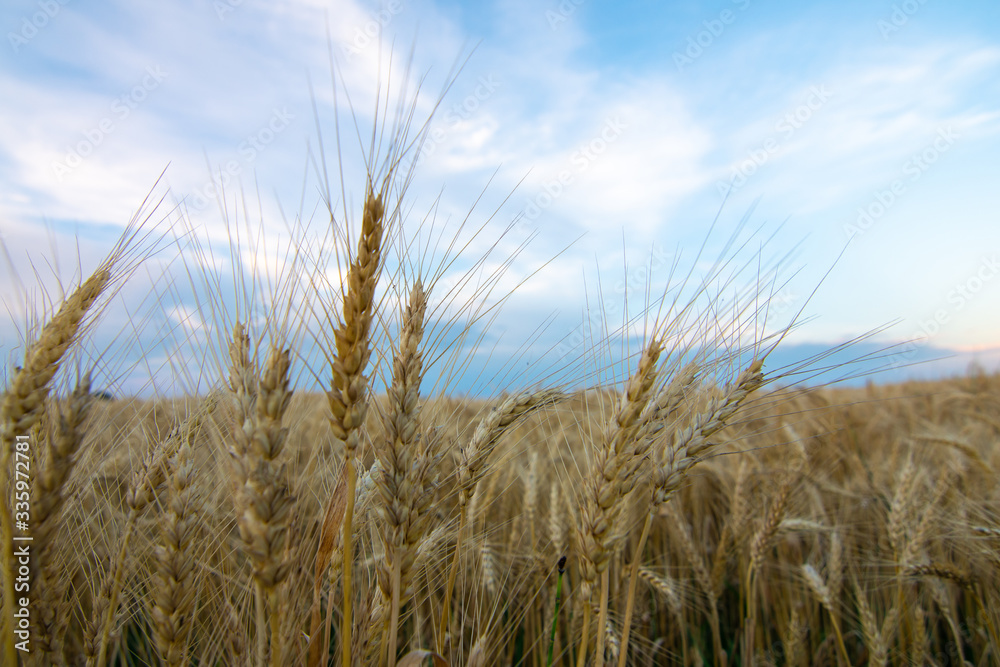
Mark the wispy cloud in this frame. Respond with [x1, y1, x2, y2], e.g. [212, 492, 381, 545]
[3, 0, 999, 392]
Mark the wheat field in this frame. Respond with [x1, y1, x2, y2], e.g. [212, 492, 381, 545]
[3, 70, 999, 667]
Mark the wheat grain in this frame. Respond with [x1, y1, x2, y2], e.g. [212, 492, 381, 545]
[373, 280, 439, 666]
[229, 337, 295, 666]
[1, 267, 112, 664]
[31, 376, 94, 660]
[327, 186, 387, 667]
[652, 359, 765, 509]
[151, 437, 202, 666]
[578, 336, 664, 667]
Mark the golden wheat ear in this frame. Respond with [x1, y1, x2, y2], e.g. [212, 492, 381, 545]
[372, 279, 431, 667]
[31, 375, 94, 661]
[577, 334, 663, 667]
[1, 190, 167, 665]
[326, 185, 387, 667]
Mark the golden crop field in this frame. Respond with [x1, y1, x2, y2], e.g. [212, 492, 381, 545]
[3, 78, 999, 667]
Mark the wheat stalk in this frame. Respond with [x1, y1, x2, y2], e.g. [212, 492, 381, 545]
[31, 376, 94, 660]
[782, 609, 806, 667]
[90, 393, 218, 666]
[151, 435, 202, 666]
[524, 451, 540, 549]
[438, 387, 562, 653]
[308, 464, 348, 667]
[666, 502, 724, 667]
[1, 267, 112, 663]
[744, 465, 793, 667]
[801, 563, 849, 666]
[579, 336, 663, 667]
[548, 481, 565, 558]
[372, 280, 439, 667]
[709, 458, 751, 599]
[327, 186, 386, 667]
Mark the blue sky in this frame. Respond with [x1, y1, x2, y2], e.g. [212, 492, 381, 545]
[2, 0, 999, 395]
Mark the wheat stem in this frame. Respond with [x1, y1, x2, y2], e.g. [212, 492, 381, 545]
[1, 268, 111, 664]
[617, 511, 651, 667]
[579, 337, 663, 666]
[439, 388, 562, 653]
[326, 187, 385, 667]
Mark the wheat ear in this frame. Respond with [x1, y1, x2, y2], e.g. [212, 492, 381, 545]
[327, 187, 385, 667]
[579, 336, 663, 667]
[91, 393, 218, 666]
[31, 375, 94, 660]
[639, 566, 688, 662]
[151, 433, 202, 666]
[438, 388, 562, 653]
[855, 581, 897, 667]
[373, 280, 438, 667]
[651, 359, 764, 507]
[231, 341, 295, 666]
[801, 564, 849, 666]
[0, 267, 111, 664]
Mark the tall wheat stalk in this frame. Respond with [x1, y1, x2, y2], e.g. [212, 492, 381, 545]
[577, 336, 663, 667]
[373, 280, 438, 666]
[31, 375, 94, 661]
[327, 187, 386, 667]
[1, 267, 110, 665]
[228, 328, 295, 666]
[619, 358, 763, 667]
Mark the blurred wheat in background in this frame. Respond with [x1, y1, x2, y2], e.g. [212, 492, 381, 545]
[2, 56, 999, 667]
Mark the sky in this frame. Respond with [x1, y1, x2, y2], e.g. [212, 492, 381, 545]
[2, 0, 999, 396]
